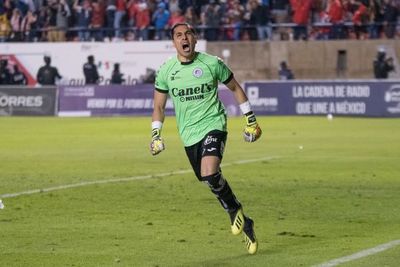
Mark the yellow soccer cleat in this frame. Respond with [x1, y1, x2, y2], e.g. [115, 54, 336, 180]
[243, 217, 258, 255]
[230, 208, 245, 235]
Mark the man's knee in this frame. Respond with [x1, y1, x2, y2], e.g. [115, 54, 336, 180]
[200, 172, 226, 191]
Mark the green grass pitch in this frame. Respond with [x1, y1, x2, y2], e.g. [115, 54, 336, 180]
[0, 116, 400, 267]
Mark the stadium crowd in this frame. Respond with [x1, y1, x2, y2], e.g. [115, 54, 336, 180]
[0, 0, 399, 42]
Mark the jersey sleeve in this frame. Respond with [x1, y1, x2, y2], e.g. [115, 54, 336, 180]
[154, 68, 169, 93]
[214, 56, 233, 84]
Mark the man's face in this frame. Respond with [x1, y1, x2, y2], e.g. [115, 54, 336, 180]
[172, 25, 197, 61]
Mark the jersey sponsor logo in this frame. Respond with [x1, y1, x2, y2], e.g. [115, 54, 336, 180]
[207, 147, 217, 152]
[171, 83, 213, 102]
[204, 136, 218, 145]
[192, 68, 203, 78]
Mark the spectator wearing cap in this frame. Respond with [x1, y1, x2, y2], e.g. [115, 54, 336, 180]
[152, 2, 170, 40]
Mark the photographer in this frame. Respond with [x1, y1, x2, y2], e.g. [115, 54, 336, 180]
[0, 59, 11, 85]
[83, 55, 99, 85]
[37, 56, 62, 85]
[373, 48, 395, 79]
[110, 63, 125, 84]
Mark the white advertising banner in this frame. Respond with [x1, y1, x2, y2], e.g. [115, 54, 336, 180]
[0, 41, 206, 86]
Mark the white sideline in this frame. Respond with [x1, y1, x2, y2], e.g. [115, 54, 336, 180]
[0, 156, 278, 199]
[314, 239, 400, 267]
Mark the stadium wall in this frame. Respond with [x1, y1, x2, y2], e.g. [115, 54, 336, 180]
[0, 41, 207, 86]
[207, 40, 400, 82]
[1, 40, 399, 85]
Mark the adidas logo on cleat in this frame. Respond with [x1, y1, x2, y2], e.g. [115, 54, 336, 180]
[243, 217, 258, 255]
[230, 208, 244, 235]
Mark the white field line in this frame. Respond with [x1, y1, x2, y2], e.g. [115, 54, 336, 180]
[314, 239, 400, 267]
[0, 156, 278, 199]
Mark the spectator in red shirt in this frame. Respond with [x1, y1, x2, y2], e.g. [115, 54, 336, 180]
[351, 0, 368, 39]
[290, 0, 314, 40]
[134, 1, 150, 40]
[91, 0, 106, 41]
[127, 0, 138, 39]
[168, 10, 185, 28]
[326, 0, 347, 39]
[290, 0, 312, 40]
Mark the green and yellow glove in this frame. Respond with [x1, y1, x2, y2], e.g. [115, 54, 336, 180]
[243, 111, 262, 142]
[239, 100, 262, 143]
[150, 122, 165, 156]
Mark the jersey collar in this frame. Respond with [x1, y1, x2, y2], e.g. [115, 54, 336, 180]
[179, 52, 198, 65]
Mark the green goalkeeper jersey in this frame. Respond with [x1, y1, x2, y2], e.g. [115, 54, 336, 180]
[155, 52, 233, 147]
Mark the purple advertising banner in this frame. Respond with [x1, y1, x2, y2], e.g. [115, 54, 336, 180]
[59, 81, 400, 117]
[58, 84, 171, 116]
[244, 81, 400, 117]
[58, 85, 239, 117]
[0, 87, 57, 116]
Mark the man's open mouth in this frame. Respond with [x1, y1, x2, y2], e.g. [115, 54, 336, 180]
[182, 43, 190, 52]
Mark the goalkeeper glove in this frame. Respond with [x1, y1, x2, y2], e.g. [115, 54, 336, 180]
[150, 127, 165, 156]
[243, 111, 262, 142]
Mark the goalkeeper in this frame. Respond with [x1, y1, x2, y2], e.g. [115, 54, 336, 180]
[150, 22, 262, 255]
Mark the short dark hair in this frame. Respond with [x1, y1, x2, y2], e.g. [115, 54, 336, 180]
[44, 56, 51, 64]
[170, 23, 196, 39]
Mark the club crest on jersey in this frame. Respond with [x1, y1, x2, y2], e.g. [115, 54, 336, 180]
[192, 68, 203, 78]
